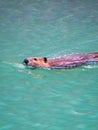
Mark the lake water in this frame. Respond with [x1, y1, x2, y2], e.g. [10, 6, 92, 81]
[0, 0, 98, 130]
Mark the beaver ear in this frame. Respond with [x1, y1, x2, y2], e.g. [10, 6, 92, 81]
[43, 57, 47, 63]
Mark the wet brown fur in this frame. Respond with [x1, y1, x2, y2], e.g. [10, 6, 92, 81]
[25, 52, 98, 68]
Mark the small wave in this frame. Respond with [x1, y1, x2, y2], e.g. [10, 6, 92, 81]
[2, 61, 25, 69]
[83, 65, 98, 69]
[13, 63, 25, 69]
[70, 110, 85, 115]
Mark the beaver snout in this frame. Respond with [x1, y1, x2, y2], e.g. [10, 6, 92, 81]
[23, 59, 29, 65]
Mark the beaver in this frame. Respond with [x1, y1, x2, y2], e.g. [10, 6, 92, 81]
[23, 52, 98, 69]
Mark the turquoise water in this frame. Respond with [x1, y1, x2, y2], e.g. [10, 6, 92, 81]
[0, 0, 98, 130]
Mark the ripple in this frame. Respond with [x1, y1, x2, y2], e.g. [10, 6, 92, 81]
[70, 109, 85, 115]
[2, 61, 25, 69]
[83, 65, 98, 69]
[13, 63, 25, 69]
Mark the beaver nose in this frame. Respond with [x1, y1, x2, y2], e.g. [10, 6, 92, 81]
[24, 59, 29, 65]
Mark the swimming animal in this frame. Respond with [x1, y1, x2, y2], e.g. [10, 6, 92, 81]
[23, 52, 98, 69]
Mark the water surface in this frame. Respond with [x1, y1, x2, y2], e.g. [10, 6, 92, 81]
[0, 0, 98, 130]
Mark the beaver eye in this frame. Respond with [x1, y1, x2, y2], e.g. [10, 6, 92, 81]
[34, 58, 37, 61]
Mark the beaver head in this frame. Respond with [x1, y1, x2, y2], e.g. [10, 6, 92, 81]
[23, 57, 50, 68]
